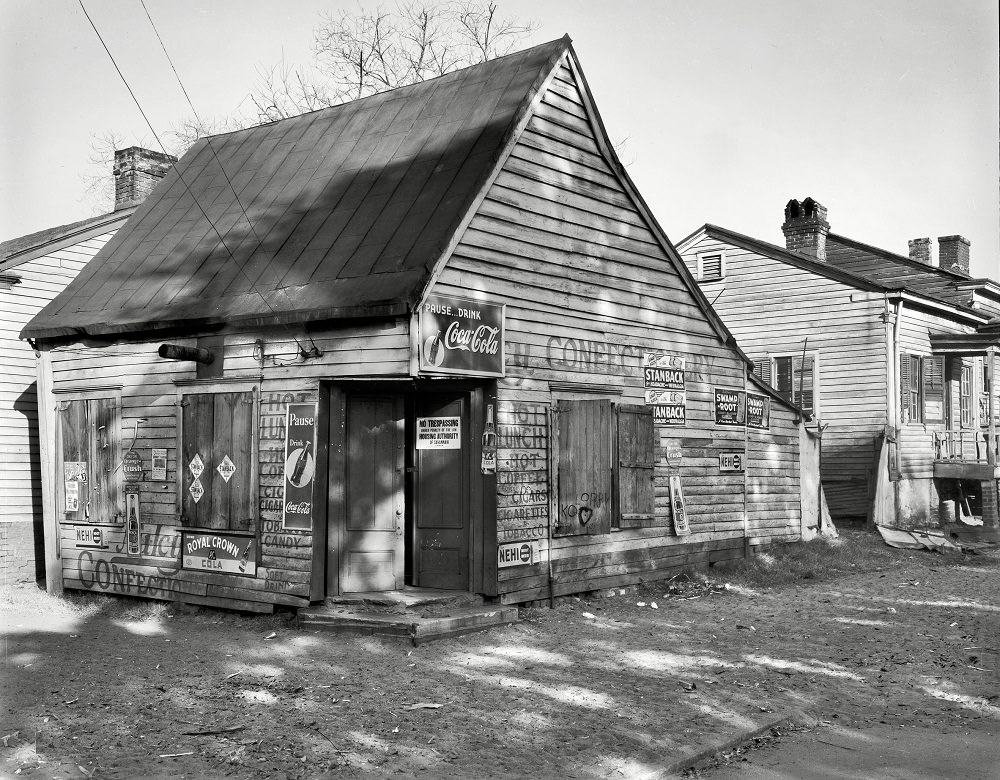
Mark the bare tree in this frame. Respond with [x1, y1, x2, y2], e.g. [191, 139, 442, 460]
[85, 2, 534, 210]
[251, 1, 536, 122]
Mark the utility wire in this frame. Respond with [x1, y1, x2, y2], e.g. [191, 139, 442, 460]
[79, 0, 317, 357]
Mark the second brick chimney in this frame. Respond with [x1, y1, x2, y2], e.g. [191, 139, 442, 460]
[782, 197, 829, 261]
[908, 237, 934, 266]
[938, 235, 971, 276]
[113, 147, 176, 211]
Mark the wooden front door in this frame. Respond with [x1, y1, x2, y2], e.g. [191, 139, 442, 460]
[413, 393, 470, 590]
[339, 394, 405, 592]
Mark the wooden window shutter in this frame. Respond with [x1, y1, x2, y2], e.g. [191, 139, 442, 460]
[554, 399, 613, 537]
[752, 358, 772, 387]
[774, 357, 793, 402]
[799, 355, 815, 414]
[900, 353, 915, 422]
[182, 391, 254, 530]
[922, 355, 946, 424]
[616, 405, 656, 528]
[60, 398, 121, 524]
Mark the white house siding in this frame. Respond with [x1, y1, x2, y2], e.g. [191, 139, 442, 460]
[1, 233, 114, 583]
[680, 236, 888, 520]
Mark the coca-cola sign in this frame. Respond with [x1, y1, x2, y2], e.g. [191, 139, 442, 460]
[282, 403, 317, 531]
[417, 295, 505, 377]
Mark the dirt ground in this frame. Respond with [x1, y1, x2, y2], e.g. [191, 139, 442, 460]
[2, 529, 998, 780]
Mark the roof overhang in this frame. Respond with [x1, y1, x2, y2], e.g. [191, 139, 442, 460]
[929, 331, 1000, 355]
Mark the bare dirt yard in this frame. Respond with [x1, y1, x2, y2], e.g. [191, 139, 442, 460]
[2, 529, 998, 780]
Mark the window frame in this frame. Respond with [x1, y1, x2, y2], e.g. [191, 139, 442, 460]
[899, 353, 945, 426]
[761, 351, 820, 417]
[960, 363, 973, 428]
[176, 383, 260, 532]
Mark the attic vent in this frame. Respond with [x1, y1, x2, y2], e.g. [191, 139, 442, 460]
[699, 253, 724, 281]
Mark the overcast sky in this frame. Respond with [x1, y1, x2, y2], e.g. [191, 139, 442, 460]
[2, 0, 997, 277]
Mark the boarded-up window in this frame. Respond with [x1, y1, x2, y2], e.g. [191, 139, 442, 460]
[922, 355, 946, 424]
[181, 391, 255, 530]
[774, 355, 815, 414]
[554, 400, 613, 537]
[60, 398, 121, 523]
[617, 405, 656, 528]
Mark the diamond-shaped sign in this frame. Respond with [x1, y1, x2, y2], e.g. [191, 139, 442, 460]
[189, 453, 205, 479]
[189, 478, 205, 503]
[217, 455, 236, 483]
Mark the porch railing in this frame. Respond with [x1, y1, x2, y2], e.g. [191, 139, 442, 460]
[933, 430, 998, 464]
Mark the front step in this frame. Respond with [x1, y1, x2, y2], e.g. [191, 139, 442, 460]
[298, 590, 518, 644]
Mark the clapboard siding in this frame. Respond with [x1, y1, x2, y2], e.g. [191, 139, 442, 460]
[1, 231, 117, 583]
[680, 234, 887, 519]
[435, 66, 799, 601]
[47, 316, 413, 608]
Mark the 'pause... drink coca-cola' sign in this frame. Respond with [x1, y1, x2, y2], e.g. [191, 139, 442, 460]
[283, 404, 317, 531]
[417, 294, 505, 377]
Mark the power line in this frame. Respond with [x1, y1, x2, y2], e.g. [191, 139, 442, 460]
[78, 0, 318, 357]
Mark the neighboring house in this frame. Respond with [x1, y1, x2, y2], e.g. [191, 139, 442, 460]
[0, 147, 174, 585]
[22, 37, 813, 613]
[677, 198, 1000, 534]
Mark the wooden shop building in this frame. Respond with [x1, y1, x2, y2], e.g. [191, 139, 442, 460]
[23, 37, 811, 613]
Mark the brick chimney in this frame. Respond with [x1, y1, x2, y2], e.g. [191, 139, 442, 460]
[782, 197, 829, 261]
[938, 235, 970, 276]
[908, 237, 934, 266]
[113, 147, 176, 211]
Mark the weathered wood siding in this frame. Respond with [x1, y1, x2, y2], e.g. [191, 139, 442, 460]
[747, 399, 802, 546]
[432, 61, 798, 604]
[679, 235, 887, 520]
[1, 233, 113, 582]
[48, 320, 410, 609]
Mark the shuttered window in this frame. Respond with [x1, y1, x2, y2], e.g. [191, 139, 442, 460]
[922, 355, 946, 424]
[60, 397, 121, 523]
[554, 400, 613, 537]
[774, 355, 816, 414]
[553, 400, 662, 536]
[900, 354, 945, 425]
[180, 390, 256, 530]
[617, 405, 656, 528]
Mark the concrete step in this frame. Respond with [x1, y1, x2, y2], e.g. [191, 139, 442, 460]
[298, 602, 518, 645]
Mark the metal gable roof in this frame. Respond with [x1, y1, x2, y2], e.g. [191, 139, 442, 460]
[22, 37, 571, 342]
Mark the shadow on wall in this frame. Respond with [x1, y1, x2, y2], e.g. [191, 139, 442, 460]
[13, 380, 45, 584]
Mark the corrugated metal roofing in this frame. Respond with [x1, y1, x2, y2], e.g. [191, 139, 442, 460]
[23, 37, 571, 341]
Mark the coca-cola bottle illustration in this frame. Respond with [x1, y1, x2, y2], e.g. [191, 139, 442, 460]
[481, 404, 497, 473]
[238, 541, 252, 573]
[289, 441, 312, 487]
[127, 500, 140, 554]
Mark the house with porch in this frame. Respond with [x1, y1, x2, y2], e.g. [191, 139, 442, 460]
[677, 198, 1000, 536]
[21, 38, 814, 615]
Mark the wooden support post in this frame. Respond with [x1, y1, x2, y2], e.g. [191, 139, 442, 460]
[36, 347, 63, 594]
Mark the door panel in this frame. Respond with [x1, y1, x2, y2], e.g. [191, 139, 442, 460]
[414, 394, 469, 590]
[341, 395, 404, 592]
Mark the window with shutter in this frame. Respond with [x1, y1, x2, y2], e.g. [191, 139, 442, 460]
[181, 390, 256, 530]
[922, 355, 945, 424]
[553, 399, 613, 537]
[960, 365, 972, 428]
[616, 405, 656, 528]
[773, 354, 816, 414]
[60, 397, 121, 524]
[900, 353, 921, 423]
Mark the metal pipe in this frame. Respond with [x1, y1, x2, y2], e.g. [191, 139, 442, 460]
[158, 343, 214, 364]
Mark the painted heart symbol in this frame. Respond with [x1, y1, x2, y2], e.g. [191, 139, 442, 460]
[578, 506, 593, 526]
